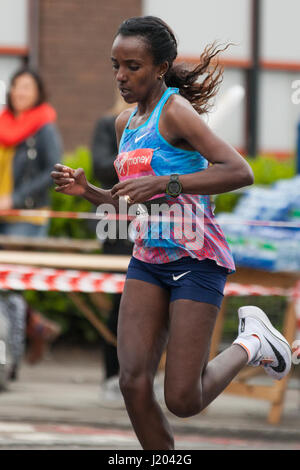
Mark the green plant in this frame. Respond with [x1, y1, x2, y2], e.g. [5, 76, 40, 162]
[49, 147, 97, 239]
[214, 155, 296, 214]
[25, 147, 106, 343]
[249, 154, 295, 185]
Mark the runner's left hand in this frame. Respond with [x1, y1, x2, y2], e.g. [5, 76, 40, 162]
[111, 176, 164, 204]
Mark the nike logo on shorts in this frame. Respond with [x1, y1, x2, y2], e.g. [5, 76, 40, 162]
[172, 271, 191, 281]
[135, 132, 149, 143]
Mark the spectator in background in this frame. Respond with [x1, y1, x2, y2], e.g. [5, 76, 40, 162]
[0, 68, 62, 380]
[0, 67, 62, 236]
[91, 93, 134, 402]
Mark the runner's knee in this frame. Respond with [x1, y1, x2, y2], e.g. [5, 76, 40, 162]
[119, 372, 153, 402]
[165, 385, 202, 418]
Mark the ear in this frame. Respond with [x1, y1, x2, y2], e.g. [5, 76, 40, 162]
[157, 61, 169, 80]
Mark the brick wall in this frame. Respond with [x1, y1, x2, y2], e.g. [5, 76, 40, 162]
[39, 0, 141, 152]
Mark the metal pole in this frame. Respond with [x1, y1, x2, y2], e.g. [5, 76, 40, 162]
[28, 0, 40, 69]
[297, 120, 300, 174]
[247, 0, 261, 157]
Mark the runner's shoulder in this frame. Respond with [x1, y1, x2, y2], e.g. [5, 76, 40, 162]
[162, 92, 198, 126]
[160, 92, 201, 140]
[115, 108, 133, 137]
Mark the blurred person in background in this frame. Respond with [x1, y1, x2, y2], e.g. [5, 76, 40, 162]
[0, 67, 61, 236]
[91, 92, 134, 403]
[0, 68, 62, 380]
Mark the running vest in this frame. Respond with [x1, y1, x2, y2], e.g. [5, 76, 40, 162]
[114, 87, 235, 272]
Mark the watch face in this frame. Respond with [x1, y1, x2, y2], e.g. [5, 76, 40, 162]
[168, 181, 181, 194]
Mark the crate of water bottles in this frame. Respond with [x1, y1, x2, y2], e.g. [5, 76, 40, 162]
[216, 175, 300, 272]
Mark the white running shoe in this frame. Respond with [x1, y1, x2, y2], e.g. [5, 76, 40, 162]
[234, 306, 292, 380]
[100, 376, 125, 409]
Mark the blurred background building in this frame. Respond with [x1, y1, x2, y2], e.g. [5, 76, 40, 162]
[0, 0, 299, 156]
[0, 0, 141, 150]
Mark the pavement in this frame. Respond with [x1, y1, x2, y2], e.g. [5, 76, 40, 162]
[1, 421, 300, 450]
[0, 346, 300, 444]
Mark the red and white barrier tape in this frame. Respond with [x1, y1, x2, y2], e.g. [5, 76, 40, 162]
[0, 265, 125, 293]
[1, 264, 299, 344]
[0, 209, 134, 221]
[0, 209, 300, 228]
[223, 283, 290, 297]
[0, 264, 298, 297]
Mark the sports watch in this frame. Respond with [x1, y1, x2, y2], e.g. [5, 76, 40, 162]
[165, 174, 182, 198]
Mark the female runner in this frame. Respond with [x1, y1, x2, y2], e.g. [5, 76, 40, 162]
[51, 16, 292, 450]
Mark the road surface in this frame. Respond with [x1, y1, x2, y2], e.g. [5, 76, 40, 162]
[0, 421, 299, 450]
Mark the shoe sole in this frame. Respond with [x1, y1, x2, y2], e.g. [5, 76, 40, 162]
[238, 306, 292, 379]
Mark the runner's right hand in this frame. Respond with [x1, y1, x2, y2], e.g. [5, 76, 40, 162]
[51, 164, 88, 196]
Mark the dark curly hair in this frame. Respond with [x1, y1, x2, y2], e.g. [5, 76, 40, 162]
[116, 16, 229, 115]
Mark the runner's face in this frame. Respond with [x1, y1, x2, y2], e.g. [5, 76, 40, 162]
[111, 34, 162, 103]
